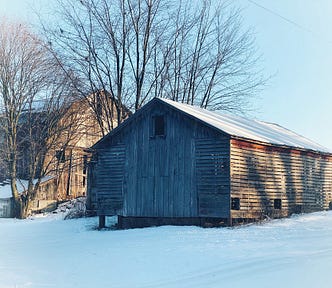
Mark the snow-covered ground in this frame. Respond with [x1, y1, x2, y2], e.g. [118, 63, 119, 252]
[1, 211, 332, 288]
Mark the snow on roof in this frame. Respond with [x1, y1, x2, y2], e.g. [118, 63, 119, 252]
[159, 98, 331, 153]
[0, 181, 12, 199]
[0, 176, 55, 199]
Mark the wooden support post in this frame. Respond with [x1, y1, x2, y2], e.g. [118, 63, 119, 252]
[228, 216, 233, 227]
[117, 216, 122, 229]
[99, 215, 106, 229]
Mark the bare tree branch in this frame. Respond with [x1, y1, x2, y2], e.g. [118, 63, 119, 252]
[41, 0, 266, 123]
[0, 19, 79, 218]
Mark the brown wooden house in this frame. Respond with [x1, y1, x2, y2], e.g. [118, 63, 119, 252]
[0, 91, 129, 217]
[51, 92, 130, 201]
[0, 176, 58, 217]
[87, 98, 332, 228]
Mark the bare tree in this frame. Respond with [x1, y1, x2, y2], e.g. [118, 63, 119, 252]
[40, 0, 127, 136]
[42, 0, 266, 127]
[41, 0, 168, 135]
[0, 19, 78, 218]
[159, 1, 265, 112]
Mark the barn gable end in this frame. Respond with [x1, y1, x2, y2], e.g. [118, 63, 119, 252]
[88, 99, 232, 227]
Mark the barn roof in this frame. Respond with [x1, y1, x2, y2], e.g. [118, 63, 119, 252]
[93, 98, 330, 153]
[159, 98, 330, 153]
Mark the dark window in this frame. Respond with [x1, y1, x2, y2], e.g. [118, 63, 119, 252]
[154, 115, 165, 136]
[56, 150, 66, 163]
[231, 197, 240, 210]
[274, 199, 282, 209]
[82, 176, 86, 187]
[83, 155, 88, 174]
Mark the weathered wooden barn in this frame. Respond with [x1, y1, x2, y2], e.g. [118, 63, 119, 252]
[87, 98, 332, 228]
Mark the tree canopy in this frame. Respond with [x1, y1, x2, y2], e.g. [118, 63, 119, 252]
[43, 0, 266, 132]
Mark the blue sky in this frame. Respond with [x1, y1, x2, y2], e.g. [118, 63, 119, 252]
[238, 0, 332, 149]
[1, 0, 332, 149]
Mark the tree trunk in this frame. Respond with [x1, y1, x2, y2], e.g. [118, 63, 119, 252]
[10, 161, 22, 218]
[20, 197, 32, 219]
[12, 196, 22, 219]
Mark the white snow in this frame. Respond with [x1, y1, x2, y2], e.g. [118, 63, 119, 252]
[1, 211, 332, 288]
[160, 98, 331, 153]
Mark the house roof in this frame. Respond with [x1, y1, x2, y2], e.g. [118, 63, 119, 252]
[159, 98, 330, 153]
[94, 97, 330, 154]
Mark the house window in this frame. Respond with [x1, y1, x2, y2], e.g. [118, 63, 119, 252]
[56, 149, 66, 163]
[154, 115, 165, 136]
[231, 197, 240, 210]
[83, 155, 88, 175]
[82, 176, 86, 187]
[274, 199, 282, 209]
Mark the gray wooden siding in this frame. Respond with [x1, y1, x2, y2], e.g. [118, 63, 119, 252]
[123, 106, 197, 217]
[94, 145, 125, 215]
[230, 139, 332, 219]
[195, 138, 230, 218]
[94, 102, 230, 218]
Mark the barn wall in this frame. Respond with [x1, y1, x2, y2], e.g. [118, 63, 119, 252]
[86, 160, 97, 212]
[195, 138, 230, 218]
[230, 139, 332, 220]
[90, 101, 231, 219]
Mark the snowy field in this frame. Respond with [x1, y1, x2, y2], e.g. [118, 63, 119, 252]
[1, 212, 332, 288]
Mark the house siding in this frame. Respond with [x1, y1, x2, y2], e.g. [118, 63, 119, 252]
[0, 198, 13, 218]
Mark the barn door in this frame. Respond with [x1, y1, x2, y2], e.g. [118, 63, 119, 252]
[195, 139, 230, 217]
[97, 145, 125, 215]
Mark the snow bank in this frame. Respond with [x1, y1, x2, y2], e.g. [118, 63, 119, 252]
[30, 197, 87, 220]
[1, 211, 332, 288]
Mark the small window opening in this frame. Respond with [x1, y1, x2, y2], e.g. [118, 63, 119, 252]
[274, 199, 282, 209]
[231, 197, 240, 210]
[83, 155, 88, 174]
[56, 150, 66, 163]
[82, 176, 86, 187]
[154, 115, 165, 136]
